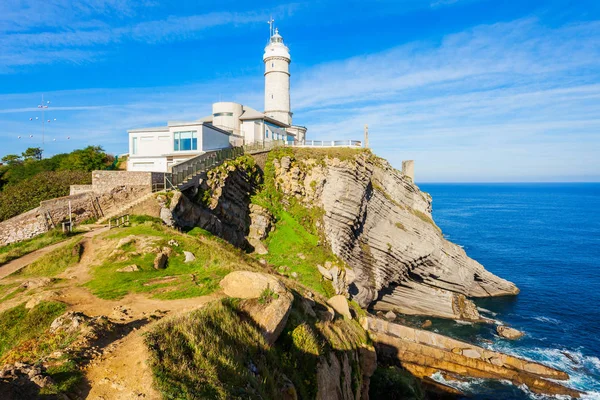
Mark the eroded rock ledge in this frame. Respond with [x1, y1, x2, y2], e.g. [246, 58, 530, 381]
[365, 317, 582, 398]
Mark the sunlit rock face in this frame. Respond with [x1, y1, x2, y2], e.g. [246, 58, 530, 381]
[271, 152, 519, 320]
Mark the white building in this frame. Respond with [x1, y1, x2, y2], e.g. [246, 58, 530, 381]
[127, 26, 307, 173]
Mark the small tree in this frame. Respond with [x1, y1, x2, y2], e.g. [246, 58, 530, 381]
[1, 154, 22, 165]
[22, 147, 43, 161]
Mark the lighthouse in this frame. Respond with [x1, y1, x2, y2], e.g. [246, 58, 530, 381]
[263, 25, 292, 126]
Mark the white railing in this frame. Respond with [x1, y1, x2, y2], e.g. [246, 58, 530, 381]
[295, 140, 362, 148]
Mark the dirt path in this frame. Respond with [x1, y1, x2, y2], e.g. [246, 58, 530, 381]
[0, 227, 109, 281]
[82, 295, 219, 400]
[83, 322, 161, 400]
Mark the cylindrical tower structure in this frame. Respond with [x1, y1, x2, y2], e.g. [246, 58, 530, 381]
[263, 28, 292, 126]
[212, 102, 243, 134]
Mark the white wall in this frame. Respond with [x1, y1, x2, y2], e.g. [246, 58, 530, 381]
[129, 130, 171, 157]
[127, 156, 168, 172]
[242, 120, 264, 144]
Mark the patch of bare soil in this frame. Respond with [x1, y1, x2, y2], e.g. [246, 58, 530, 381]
[1, 228, 225, 398]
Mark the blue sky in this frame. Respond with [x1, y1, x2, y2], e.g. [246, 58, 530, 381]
[1, 0, 599, 182]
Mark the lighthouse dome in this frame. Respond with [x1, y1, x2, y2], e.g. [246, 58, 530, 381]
[263, 28, 290, 62]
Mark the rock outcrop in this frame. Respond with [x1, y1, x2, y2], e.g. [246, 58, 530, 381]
[167, 157, 263, 249]
[270, 150, 519, 320]
[220, 271, 293, 344]
[365, 317, 582, 398]
[497, 325, 525, 340]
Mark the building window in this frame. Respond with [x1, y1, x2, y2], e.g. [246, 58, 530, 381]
[213, 112, 233, 117]
[271, 94, 273, 99]
[132, 137, 138, 155]
[174, 131, 198, 151]
[266, 130, 269, 138]
[271, 62, 274, 67]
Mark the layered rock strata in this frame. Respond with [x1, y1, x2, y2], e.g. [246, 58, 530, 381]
[365, 317, 582, 398]
[271, 151, 519, 320]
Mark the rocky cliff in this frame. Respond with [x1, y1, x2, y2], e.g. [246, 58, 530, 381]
[166, 148, 518, 321]
[265, 149, 519, 320]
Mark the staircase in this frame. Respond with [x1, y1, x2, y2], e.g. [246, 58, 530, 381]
[97, 142, 281, 225]
[169, 142, 279, 191]
[97, 191, 156, 225]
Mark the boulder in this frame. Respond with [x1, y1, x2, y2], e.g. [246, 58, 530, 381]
[50, 311, 91, 333]
[220, 271, 287, 299]
[248, 204, 273, 241]
[327, 295, 352, 319]
[117, 264, 140, 272]
[220, 271, 293, 345]
[421, 319, 432, 329]
[20, 278, 52, 290]
[317, 265, 333, 280]
[183, 251, 196, 263]
[153, 249, 170, 270]
[384, 310, 397, 320]
[497, 325, 524, 340]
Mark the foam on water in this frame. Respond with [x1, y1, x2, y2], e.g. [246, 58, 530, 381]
[483, 341, 600, 396]
[532, 316, 562, 325]
[420, 183, 600, 399]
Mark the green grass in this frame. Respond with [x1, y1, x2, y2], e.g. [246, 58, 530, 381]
[146, 297, 370, 400]
[41, 359, 82, 395]
[0, 301, 67, 360]
[395, 222, 406, 231]
[0, 229, 76, 266]
[85, 224, 249, 300]
[14, 237, 83, 278]
[146, 298, 285, 400]
[0, 301, 87, 396]
[262, 211, 335, 296]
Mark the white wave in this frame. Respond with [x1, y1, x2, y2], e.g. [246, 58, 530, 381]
[482, 344, 600, 395]
[476, 306, 498, 316]
[533, 316, 561, 324]
[454, 319, 473, 325]
[429, 371, 486, 392]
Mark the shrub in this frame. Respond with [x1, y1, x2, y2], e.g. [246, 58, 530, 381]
[0, 170, 91, 222]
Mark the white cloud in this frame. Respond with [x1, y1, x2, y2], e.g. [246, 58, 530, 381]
[0, 1, 298, 70]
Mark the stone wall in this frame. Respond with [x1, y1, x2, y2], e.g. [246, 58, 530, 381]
[0, 208, 47, 246]
[90, 171, 162, 193]
[0, 186, 151, 246]
[70, 185, 93, 196]
[40, 193, 100, 228]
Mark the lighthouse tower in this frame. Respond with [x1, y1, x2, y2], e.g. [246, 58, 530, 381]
[263, 26, 292, 126]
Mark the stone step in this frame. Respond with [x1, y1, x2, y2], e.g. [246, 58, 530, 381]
[97, 192, 156, 224]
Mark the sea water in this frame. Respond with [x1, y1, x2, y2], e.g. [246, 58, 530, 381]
[418, 183, 600, 399]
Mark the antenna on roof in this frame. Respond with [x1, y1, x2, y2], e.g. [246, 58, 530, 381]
[268, 16, 275, 37]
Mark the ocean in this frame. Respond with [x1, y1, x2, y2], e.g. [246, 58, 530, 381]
[418, 183, 600, 399]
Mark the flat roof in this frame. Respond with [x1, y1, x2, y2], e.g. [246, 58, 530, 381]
[128, 126, 169, 133]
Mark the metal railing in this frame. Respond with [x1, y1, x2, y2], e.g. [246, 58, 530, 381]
[163, 139, 362, 191]
[298, 140, 362, 147]
[168, 146, 245, 189]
